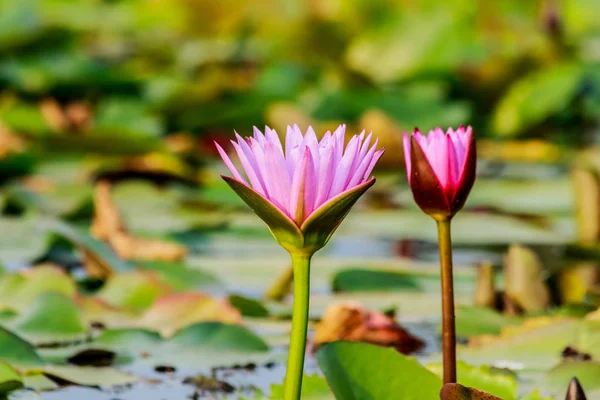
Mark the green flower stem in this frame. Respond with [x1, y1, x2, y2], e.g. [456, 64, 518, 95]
[283, 252, 312, 400]
[436, 218, 457, 384]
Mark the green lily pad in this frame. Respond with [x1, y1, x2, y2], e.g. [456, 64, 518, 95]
[331, 268, 421, 292]
[0, 326, 44, 367]
[135, 292, 242, 337]
[38, 365, 139, 387]
[455, 307, 523, 338]
[270, 374, 332, 399]
[0, 362, 23, 394]
[21, 373, 58, 391]
[317, 341, 442, 399]
[457, 318, 582, 370]
[96, 270, 171, 313]
[428, 361, 517, 400]
[228, 294, 269, 318]
[138, 261, 221, 292]
[0, 265, 76, 311]
[545, 361, 600, 392]
[12, 293, 87, 343]
[493, 63, 583, 137]
[51, 220, 132, 273]
[0, 217, 51, 265]
[168, 322, 269, 352]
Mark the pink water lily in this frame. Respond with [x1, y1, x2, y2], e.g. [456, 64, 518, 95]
[216, 124, 384, 226]
[403, 126, 476, 219]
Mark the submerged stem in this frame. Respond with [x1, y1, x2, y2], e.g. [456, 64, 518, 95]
[283, 252, 311, 400]
[265, 264, 294, 301]
[436, 218, 457, 384]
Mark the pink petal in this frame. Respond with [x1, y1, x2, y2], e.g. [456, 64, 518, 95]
[235, 132, 268, 192]
[248, 137, 273, 200]
[304, 148, 317, 216]
[253, 126, 266, 145]
[329, 135, 360, 196]
[402, 132, 412, 181]
[314, 144, 335, 208]
[231, 141, 266, 195]
[362, 148, 385, 181]
[264, 142, 292, 212]
[265, 126, 283, 155]
[214, 141, 247, 184]
[348, 138, 379, 189]
[289, 147, 313, 224]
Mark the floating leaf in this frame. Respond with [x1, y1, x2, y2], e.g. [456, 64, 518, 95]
[13, 293, 87, 343]
[270, 374, 332, 399]
[168, 322, 268, 352]
[317, 341, 441, 399]
[228, 294, 269, 318]
[96, 270, 171, 313]
[331, 269, 421, 292]
[493, 64, 583, 137]
[0, 326, 43, 367]
[545, 361, 600, 392]
[138, 261, 221, 292]
[136, 292, 241, 336]
[0, 362, 23, 394]
[0, 265, 76, 311]
[455, 307, 522, 338]
[38, 365, 138, 387]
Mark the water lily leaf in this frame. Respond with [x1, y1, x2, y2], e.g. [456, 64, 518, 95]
[21, 373, 58, 391]
[96, 270, 171, 313]
[0, 265, 76, 311]
[38, 365, 138, 387]
[228, 294, 269, 318]
[519, 390, 552, 400]
[270, 374, 332, 399]
[0, 217, 51, 265]
[0, 326, 43, 367]
[455, 307, 523, 338]
[0, 362, 23, 394]
[12, 293, 87, 344]
[8, 390, 43, 400]
[138, 261, 221, 292]
[331, 268, 421, 292]
[111, 181, 223, 234]
[339, 210, 573, 245]
[317, 341, 441, 399]
[493, 64, 583, 137]
[504, 244, 551, 313]
[545, 361, 600, 392]
[440, 383, 503, 400]
[168, 322, 268, 352]
[428, 361, 517, 400]
[51, 220, 132, 273]
[91, 328, 163, 362]
[458, 317, 581, 370]
[136, 292, 241, 337]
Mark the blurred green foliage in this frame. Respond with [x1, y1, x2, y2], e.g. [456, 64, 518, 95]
[0, 0, 597, 157]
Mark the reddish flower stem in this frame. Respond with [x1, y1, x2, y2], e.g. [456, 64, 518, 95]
[436, 218, 457, 384]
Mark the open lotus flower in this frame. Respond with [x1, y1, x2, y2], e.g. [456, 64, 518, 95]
[216, 124, 384, 254]
[403, 126, 476, 220]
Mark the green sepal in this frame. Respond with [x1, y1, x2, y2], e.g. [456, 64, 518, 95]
[223, 177, 376, 255]
[222, 177, 304, 251]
